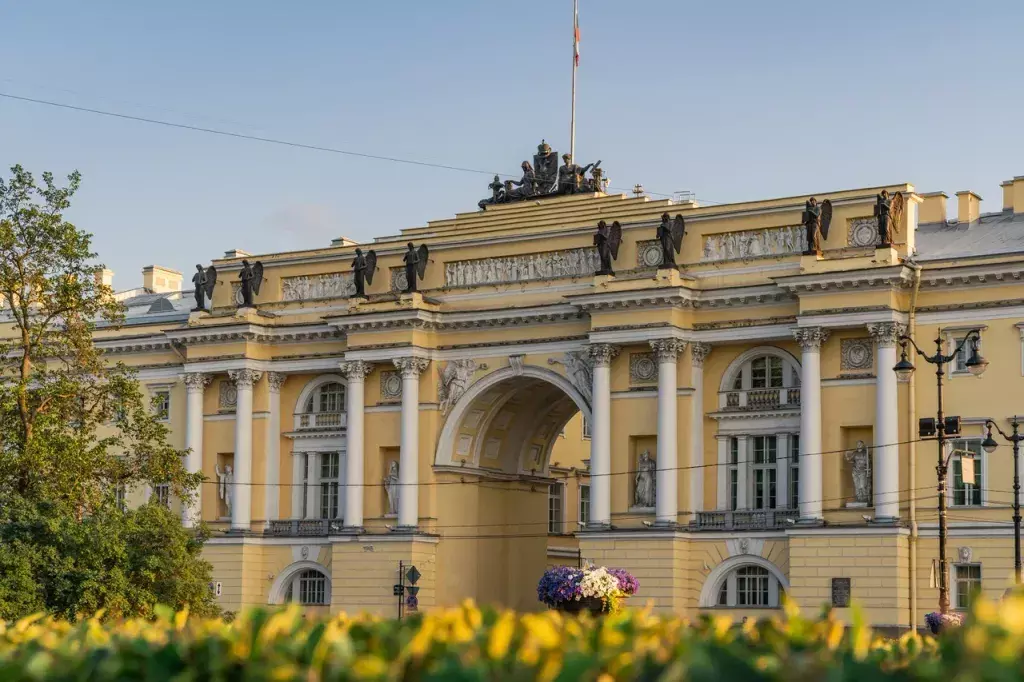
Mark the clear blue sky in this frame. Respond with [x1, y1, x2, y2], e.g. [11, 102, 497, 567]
[2, 1, 1021, 289]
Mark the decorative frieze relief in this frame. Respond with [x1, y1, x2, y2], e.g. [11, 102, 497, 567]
[847, 217, 880, 248]
[380, 371, 402, 401]
[444, 247, 600, 288]
[438, 359, 486, 415]
[219, 380, 237, 411]
[548, 351, 595, 405]
[701, 225, 806, 263]
[635, 240, 663, 268]
[840, 338, 874, 371]
[282, 272, 355, 301]
[629, 353, 657, 384]
[390, 267, 409, 293]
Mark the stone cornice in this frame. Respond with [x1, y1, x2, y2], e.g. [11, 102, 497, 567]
[917, 260, 1024, 289]
[565, 287, 695, 312]
[325, 304, 586, 333]
[164, 323, 342, 346]
[96, 338, 175, 354]
[772, 264, 914, 294]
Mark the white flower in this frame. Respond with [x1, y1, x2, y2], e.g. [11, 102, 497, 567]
[579, 567, 620, 599]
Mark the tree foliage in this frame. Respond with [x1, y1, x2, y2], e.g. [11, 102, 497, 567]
[0, 165, 215, 619]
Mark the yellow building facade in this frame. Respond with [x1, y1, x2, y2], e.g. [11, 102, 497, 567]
[99, 156, 1024, 629]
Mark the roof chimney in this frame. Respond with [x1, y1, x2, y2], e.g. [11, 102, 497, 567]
[93, 268, 114, 288]
[1002, 181, 1014, 212]
[1014, 177, 1024, 215]
[223, 249, 252, 260]
[142, 265, 182, 293]
[955, 191, 981, 225]
[918, 192, 947, 224]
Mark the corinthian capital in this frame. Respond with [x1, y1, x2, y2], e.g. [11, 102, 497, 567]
[587, 343, 620, 368]
[340, 360, 375, 381]
[649, 338, 687, 362]
[393, 357, 430, 378]
[228, 369, 263, 388]
[867, 322, 906, 348]
[183, 373, 211, 393]
[690, 342, 712, 368]
[266, 372, 287, 392]
[793, 327, 830, 352]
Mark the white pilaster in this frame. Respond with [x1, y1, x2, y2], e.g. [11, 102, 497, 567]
[264, 372, 285, 526]
[794, 327, 829, 521]
[736, 435, 749, 509]
[291, 452, 305, 519]
[305, 452, 321, 519]
[869, 322, 904, 520]
[341, 360, 374, 529]
[690, 343, 710, 513]
[650, 339, 686, 526]
[588, 344, 619, 528]
[228, 369, 261, 531]
[394, 357, 429, 529]
[182, 373, 210, 528]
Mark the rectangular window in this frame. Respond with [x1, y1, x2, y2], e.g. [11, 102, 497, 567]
[728, 437, 739, 511]
[302, 454, 309, 518]
[954, 563, 982, 611]
[752, 436, 777, 510]
[153, 483, 170, 508]
[951, 438, 983, 506]
[736, 566, 770, 606]
[548, 483, 564, 534]
[951, 335, 982, 375]
[579, 484, 590, 527]
[115, 482, 126, 510]
[582, 416, 592, 440]
[751, 357, 784, 389]
[790, 435, 800, 509]
[320, 453, 341, 519]
[153, 390, 170, 421]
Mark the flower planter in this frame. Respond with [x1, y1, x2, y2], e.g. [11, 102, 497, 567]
[925, 611, 964, 635]
[537, 565, 638, 614]
[556, 597, 607, 616]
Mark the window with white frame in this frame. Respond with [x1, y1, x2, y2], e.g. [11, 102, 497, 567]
[153, 390, 170, 422]
[115, 482, 126, 510]
[953, 563, 981, 611]
[301, 454, 310, 518]
[750, 357, 784, 389]
[548, 482, 564, 534]
[948, 332, 983, 376]
[950, 438, 983, 507]
[789, 435, 800, 510]
[579, 484, 590, 527]
[728, 437, 739, 511]
[752, 436, 777, 510]
[582, 416, 592, 440]
[153, 483, 170, 508]
[305, 382, 345, 413]
[715, 564, 781, 608]
[288, 569, 329, 605]
[319, 453, 341, 519]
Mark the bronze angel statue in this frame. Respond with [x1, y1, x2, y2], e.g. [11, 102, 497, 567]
[594, 220, 622, 276]
[352, 248, 377, 298]
[403, 242, 429, 294]
[238, 259, 263, 307]
[875, 190, 904, 247]
[802, 198, 833, 256]
[192, 263, 216, 311]
[657, 213, 685, 268]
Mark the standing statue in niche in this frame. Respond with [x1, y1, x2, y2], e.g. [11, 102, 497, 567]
[402, 242, 429, 294]
[875, 190, 905, 247]
[215, 463, 234, 514]
[656, 213, 686, 268]
[634, 450, 655, 508]
[846, 440, 871, 505]
[384, 461, 400, 516]
[593, 220, 622, 276]
[191, 264, 216, 311]
[801, 197, 833, 256]
[352, 247, 377, 298]
[238, 259, 264, 308]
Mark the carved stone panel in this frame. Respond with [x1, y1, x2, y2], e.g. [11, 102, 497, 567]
[218, 380, 237, 411]
[390, 267, 409, 293]
[701, 225, 805, 262]
[380, 370, 402, 401]
[230, 283, 244, 307]
[635, 240, 663, 268]
[282, 272, 355, 301]
[840, 338, 874, 372]
[629, 352, 658, 384]
[847, 217, 880, 248]
[831, 578, 852, 607]
[443, 247, 600, 288]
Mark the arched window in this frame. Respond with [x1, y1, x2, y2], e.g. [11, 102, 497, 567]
[287, 569, 329, 605]
[714, 564, 782, 608]
[305, 382, 345, 414]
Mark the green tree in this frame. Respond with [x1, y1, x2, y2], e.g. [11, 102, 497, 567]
[0, 164, 215, 619]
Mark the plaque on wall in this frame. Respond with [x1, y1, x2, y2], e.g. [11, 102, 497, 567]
[831, 577, 851, 607]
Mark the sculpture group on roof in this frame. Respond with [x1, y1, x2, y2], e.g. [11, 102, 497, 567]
[479, 140, 608, 209]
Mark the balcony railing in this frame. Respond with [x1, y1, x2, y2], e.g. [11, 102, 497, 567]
[267, 519, 344, 536]
[692, 509, 799, 530]
[719, 387, 800, 411]
[293, 411, 347, 430]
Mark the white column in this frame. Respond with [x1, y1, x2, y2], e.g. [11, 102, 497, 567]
[394, 357, 429, 529]
[182, 373, 210, 528]
[588, 344, 619, 528]
[341, 360, 374, 530]
[228, 369, 261, 531]
[291, 452, 305, 519]
[690, 343, 710, 513]
[794, 327, 829, 521]
[869, 322, 903, 520]
[650, 339, 686, 526]
[736, 435, 749, 509]
[263, 372, 285, 526]
[305, 452, 321, 519]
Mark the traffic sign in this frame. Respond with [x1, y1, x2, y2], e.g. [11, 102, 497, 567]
[406, 565, 421, 585]
[393, 584, 404, 596]
[407, 585, 420, 597]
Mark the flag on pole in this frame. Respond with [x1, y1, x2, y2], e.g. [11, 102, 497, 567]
[574, 6, 580, 66]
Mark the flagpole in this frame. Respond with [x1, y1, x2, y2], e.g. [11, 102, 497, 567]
[570, 0, 578, 162]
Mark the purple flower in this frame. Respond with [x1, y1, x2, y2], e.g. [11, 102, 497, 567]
[608, 569, 639, 596]
[537, 566, 584, 607]
[925, 611, 964, 634]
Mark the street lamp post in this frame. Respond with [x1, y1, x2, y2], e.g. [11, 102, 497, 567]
[893, 329, 987, 614]
[982, 417, 1023, 585]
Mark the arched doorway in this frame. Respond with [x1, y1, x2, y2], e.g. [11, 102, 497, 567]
[434, 364, 592, 610]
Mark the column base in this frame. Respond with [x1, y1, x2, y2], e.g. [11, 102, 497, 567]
[653, 520, 679, 529]
[794, 517, 825, 527]
[390, 524, 419, 534]
[581, 521, 612, 532]
[338, 525, 367, 535]
[869, 516, 901, 525]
